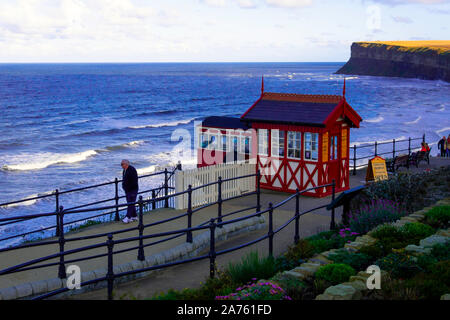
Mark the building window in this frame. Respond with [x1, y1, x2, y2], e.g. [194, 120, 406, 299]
[221, 135, 228, 152]
[287, 131, 301, 159]
[304, 132, 319, 161]
[258, 129, 268, 156]
[271, 130, 285, 158]
[330, 135, 338, 160]
[245, 137, 251, 154]
[201, 132, 209, 149]
[208, 134, 217, 150]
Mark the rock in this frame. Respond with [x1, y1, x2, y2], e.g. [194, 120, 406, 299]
[341, 281, 367, 292]
[436, 230, 450, 238]
[321, 249, 337, 258]
[419, 235, 449, 248]
[323, 284, 361, 300]
[15, 283, 33, 298]
[307, 255, 332, 265]
[344, 242, 362, 252]
[315, 293, 334, 300]
[440, 294, 450, 300]
[405, 244, 431, 255]
[282, 270, 307, 280]
[0, 287, 18, 300]
[292, 264, 319, 277]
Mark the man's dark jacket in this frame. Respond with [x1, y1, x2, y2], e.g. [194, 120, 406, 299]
[122, 165, 139, 193]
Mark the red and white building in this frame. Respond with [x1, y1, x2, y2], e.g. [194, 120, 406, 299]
[197, 80, 362, 197]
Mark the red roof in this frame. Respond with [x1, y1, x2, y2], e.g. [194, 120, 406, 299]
[241, 91, 362, 128]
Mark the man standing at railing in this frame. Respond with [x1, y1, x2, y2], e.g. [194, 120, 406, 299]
[121, 159, 139, 224]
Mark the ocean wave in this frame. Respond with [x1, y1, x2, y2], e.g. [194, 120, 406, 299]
[404, 116, 422, 125]
[1, 150, 98, 172]
[100, 140, 145, 152]
[365, 116, 384, 123]
[0, 190, 54, 208]
[436, 127, 450, 136]
[137, 165, 158, 175]
[350, 136, 407, 148]
[129, 118, 196, 129]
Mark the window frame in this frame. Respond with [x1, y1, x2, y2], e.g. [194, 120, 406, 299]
[287, 131, 302, 160]
[258, 129, 269, 156]
[304, 132, 319, 161]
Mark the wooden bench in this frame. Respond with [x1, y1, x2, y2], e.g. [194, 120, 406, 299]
[386, 154, 410, 172]
[409, 147, 431, 168]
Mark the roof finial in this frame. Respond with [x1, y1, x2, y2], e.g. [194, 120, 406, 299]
[343, 77, 346, 97]
[261, 75, 264, 95]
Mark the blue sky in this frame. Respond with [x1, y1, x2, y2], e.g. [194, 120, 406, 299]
[0, 0, 448, 62]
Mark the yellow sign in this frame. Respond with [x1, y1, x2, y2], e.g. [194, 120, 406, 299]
[322, 132, 328, 162]
[366, 156, 388, 182]
[341, 129, 348, 158]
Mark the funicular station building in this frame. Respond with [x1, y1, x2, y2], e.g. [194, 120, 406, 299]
[197, 80, 362, 197]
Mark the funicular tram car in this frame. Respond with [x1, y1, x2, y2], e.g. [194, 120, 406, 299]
[197, 80, 362, 197]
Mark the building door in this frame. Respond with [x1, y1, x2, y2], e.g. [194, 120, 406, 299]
[328, 133, 340, 185]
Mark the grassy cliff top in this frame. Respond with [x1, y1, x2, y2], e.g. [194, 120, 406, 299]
[356, 41, 450, 55]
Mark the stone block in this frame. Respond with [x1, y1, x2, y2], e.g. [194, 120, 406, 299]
[440, 294, 450, 300]
[0, 287, 18, 300]
[436, 230, 450, 238]
[144, 255, 157, 267]
[292, 265, 317, 277]
[153, 253, 165, 265]
[321, 249, 337, 258]
[282, 270, 307, 280]
[30, 280, 48, 295]
[307, 255, 332, 265]
[15, 283, 33, 299]
[46, 278, 63, 292]
[315, 293, 334, 300]
[349, 275, 369, 283]
[130, 260, 144, 271]
[341, 281, 367, 292]
[420, 235, 448, 248]
[93, 268, 107, 279]
[324, 284, 361, 300]
[405, 244, 431, 256]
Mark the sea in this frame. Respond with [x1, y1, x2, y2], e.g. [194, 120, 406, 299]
[0, 62, 449, 247]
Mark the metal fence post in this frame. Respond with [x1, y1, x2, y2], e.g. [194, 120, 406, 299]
[55, 189, 60, 237]
[392, 139, 396, 160]
[217, 177, 223, 227]
[209, 218, 216, 279]
[151, 190, 156, 210]
[186, 185, 193, 243]
[57, 205, 66, 279]
[114, 178, 120, 221]
[268, 203, 274, 258]
[137, 196, 145, 261]
[256, 170, 261, 215]
[374, 141, 378, 157]
[294, 189, 300, 244]
[164, 168, 169, 208]
[408, 137, 411, 156]
[423, 134, 425, 143]
[330, 180, 336, 230]
[106, 234, 115, 301]
[353, 145, 357, 176]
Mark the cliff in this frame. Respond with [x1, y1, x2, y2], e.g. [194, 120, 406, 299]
[336, 41, 450, 82]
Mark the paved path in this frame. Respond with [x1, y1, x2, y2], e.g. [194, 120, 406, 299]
[0, 157, 448, 299]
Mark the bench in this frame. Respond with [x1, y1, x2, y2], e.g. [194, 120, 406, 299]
[409, 147, 431, 168]
[386, 154, 410, 172]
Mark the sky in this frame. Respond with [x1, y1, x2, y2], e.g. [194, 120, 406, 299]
[0, 0, 448, 62]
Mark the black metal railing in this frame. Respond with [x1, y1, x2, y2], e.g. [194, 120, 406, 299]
[0, 169, 338, 300]
[350, 134, 426, 175]
[0, 164, 181, 246]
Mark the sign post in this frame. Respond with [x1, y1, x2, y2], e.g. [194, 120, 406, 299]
[366, 156, 388, 183]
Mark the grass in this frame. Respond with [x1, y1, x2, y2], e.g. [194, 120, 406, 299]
[356, 41, 450, 55]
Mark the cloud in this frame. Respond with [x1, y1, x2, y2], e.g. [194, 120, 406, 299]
[265, 0, 313, 7]
[391, 15, 414, 23]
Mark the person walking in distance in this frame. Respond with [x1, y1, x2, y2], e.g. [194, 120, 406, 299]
[438, 136, 446, 157]
[121, 159, 139, 224]
[447, 135, 450, 158]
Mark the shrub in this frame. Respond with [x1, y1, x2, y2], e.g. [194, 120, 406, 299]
[271, 273, 308, 300]
[349, 199, 407, 234]
[375, 252, 422, 279]
[430, 242, 450, 261]
[216, 280, 291, 300]
[226, 252, 276, 286]
[424, 206, 450, 228]
[359, 244, 385, 260]
[283, 239, 315, 265]
[400, 222, 435, 244]
[328, 249, 374, 271]
[404, 273, 449, 300]
[315, 263, 356, 285]
[306, 228, 358, 254]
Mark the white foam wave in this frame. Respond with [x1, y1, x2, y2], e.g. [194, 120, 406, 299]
[365, 116, 384, 123]
[2, 150, 98, 171]
[1, 191, 53, 208]
[404, 116, 422, 125]
[129, 118, 195, 129]
[137, 165, 157, 175]
[436, 127, 450, 136]
[350, 136, 407, 148]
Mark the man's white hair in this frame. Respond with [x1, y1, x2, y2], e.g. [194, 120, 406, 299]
[121, 159, 130, 165]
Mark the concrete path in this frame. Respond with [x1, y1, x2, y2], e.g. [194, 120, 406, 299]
[0, 156, 447, 299]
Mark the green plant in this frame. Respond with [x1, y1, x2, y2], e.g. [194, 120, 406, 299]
[283, 239, 315, 265]
[375, 252, 422, 279]
[400, 222, 435, 244]
[315, 263, 356, 285]
[226, 252, 276, 286]
[216, 280, 291, 300]
[359, 244, 385, 260]
[328, 249, 374, 270]
[349, 199, 407, 235]
[430, 242, 450, 261]
[424, 206, 450, 228]
[271, 273, 308, 300]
